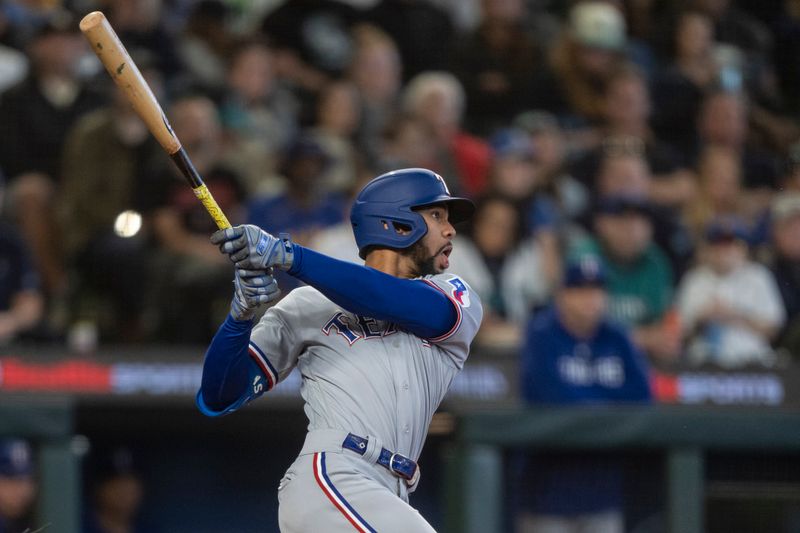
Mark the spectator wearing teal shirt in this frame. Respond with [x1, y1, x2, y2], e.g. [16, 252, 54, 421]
[570, 195, 678, 362]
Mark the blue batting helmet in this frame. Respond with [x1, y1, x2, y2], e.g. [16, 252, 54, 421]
[350, 168, 474, 259]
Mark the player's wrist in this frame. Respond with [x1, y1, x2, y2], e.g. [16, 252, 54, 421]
[274, 233, 295, 271]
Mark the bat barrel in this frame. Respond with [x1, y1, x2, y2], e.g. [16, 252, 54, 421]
[79, 11, 181, 155]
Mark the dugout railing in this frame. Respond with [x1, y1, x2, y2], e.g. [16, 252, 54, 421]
[444, 405, 800, 533]
[0, 396, 79, 533]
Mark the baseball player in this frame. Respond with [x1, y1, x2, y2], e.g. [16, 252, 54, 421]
[197, 168, 483, 532]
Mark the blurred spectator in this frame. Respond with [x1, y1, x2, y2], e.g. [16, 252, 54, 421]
[365, 0, 453, 80]
[676, 217, 785, 367]
[513, 110, 589, 221]
[0, 439, 37, 533]
[651, 9, 722, 158]
[450, 194, 555, 345]
[347, 24, 403, 167]
[375, 113, 439, 172]
[685, 144, 756, 243]
[246, 133, 345, 292]
[106, 0, 181, 83]
[535, 1, 629, 131]
[570, 65, 695, 208]
[571, 195, 678, 363]
[84, 447, 147, 533]
[517, 258, 651, 533]
[308, 80, 362, 193]
[0, 11, 101, 179]
[695, 0, 773, 60]
[0, 171, 44, 344]
[176, 0, 234, 92]
[0, 27, 26, 93]
[771, 0, 800, 113]
[486, 128, 540, 204]
[781, 140, 800, 192]
[219, 37, 300, 197]
[402, 71, 490, 197]
[593, 147, 695, 276]
[58, 57, 167, 342]
[308, 169, 376, 264]
[142, 94, 246, 343]
[260, 0, 361, 91]
[767, 193, 800, 355]
[486, 127, 561, 279]
[0, 13, 105, 293]
[695, 90, 781, 197]
[247, 134, 345, 246]
[449, 0, 543, 135]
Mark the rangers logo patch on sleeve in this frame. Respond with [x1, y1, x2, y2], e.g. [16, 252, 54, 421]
[447, 277, 470, 307]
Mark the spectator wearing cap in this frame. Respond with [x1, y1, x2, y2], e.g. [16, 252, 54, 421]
[487, 127, 560, 236]
[247, 134, 345, 246]
[534, 1, 630, 126]
[84, 447, 147, 533]
[592, 147, 695, 278]
[247, 133, 346, 291]
[517, 258, 651, 533]
[676, 217, 785, 367]
[0, 439, 37, 533]
[570, 195, 679, 362]
[0, 170, 44, 344]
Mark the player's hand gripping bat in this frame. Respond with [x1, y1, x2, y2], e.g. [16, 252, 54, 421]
[79, 11, 231, 230]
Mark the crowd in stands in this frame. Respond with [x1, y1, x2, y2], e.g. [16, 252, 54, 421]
[0, 0, 799, 373]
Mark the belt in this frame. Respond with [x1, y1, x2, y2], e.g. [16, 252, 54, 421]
[342, 433, 418, 483]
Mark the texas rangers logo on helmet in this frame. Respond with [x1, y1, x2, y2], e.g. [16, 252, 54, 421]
[447, 276, 470, 307]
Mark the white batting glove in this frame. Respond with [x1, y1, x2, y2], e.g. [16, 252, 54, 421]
[211, 225, 294, 271]
[230, 269, 281, 321]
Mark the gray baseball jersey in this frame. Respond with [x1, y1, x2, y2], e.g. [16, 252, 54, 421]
[248, 272, 482, 531]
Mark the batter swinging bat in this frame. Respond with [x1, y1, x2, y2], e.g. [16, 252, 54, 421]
[79, 11, 231, 230]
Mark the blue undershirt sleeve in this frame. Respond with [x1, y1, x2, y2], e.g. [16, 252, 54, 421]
[196, 314, 264, 417]
[288, 245, 457, 339]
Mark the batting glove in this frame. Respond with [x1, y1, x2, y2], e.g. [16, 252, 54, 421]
[211, 225, 295, 271]
[230, 268, 281, 321]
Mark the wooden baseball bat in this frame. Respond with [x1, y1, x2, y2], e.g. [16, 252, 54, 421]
[79, 11, 231, 230]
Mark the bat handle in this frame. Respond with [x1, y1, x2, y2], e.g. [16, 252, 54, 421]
[170, 147, 231, 230]
[193, 184, 232, 230]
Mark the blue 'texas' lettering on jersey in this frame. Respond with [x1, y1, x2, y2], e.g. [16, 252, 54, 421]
[322, 312, 399, 345]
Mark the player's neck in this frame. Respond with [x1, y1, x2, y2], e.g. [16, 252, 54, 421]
[365, 249, 416, 279]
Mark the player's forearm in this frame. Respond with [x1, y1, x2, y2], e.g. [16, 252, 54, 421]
[288, 245, 456, 339]
[199, 314, 254, 411]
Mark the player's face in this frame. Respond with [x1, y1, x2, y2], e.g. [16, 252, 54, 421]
[408, 205, 456, 276]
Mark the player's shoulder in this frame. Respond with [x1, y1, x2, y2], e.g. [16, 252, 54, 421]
[423, 273, 481, 311]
